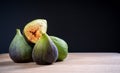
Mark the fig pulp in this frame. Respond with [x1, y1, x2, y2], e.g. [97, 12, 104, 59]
[23, 19, 47, 44]
[32, 33, 58, 65]
[9, 29, 32, 63]
[50, 36, 68, 61]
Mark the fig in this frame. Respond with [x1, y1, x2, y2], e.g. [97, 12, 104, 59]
[9, 29, 33, 63]
[50, 36, 68, 61]
[32, 33, 58, 65]
[23, 19, 47, 44]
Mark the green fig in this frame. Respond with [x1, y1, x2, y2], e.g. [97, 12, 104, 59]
[50, 36, 68, 61]
[9, 29, 33, 63]
[32, 33, 58, 65]
[23, 19, 47, 44]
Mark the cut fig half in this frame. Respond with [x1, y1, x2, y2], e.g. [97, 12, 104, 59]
[23, 19, 47, 43]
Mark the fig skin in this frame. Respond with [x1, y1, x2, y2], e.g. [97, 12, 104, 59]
[50, 36, 68, 61]
[9, 29, 33, 63]
[23, 19, 47, 44]
[32, 33, 58, 65]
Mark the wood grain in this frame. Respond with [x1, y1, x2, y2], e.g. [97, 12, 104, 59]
[0, 53, 120, 73]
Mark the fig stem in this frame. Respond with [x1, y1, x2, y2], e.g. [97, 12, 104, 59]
[43, 33, 49, 38]
[16, 29, 22, 36]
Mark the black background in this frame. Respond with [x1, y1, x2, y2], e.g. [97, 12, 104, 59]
[0, 1, 120, 53]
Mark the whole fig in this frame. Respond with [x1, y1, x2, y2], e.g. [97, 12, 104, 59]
[9, 29, 32, 63]
[23, 19, 47, 44]
[32, 33, 58, 65]
[50, 36, 68, 61]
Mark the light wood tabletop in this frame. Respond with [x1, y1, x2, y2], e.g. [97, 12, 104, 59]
[0, 53, 120, 73]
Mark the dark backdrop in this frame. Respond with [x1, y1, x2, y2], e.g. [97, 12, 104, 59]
[0, 1, 120, 53]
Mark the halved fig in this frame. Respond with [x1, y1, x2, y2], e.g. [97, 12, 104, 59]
[23, 19, 47, 43]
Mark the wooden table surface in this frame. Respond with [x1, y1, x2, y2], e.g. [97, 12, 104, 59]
[0, 53, 120, 73]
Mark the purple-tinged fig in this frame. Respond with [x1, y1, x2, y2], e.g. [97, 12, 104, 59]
[9, 29, 32, 63]
[32, 33, 58, 65]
